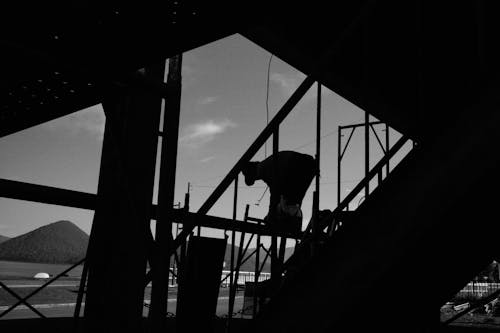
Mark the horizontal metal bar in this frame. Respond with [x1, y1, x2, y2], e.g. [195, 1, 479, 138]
[0, 179, 302, 237]
[246, 216, 265, 223]
[339, 121, 383, 130]
[0, 178, 96, 210]
[168, 209, 303, 239]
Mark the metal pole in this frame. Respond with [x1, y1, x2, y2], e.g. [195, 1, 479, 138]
[271, 129, 280, 292]
[74, 258, 89, 319]
[337, 126, 342, 207]
[311, 82, 321, 253]
[176, 193, 189, 314]
[228, 177, 238, 327]
[385, 124, 390, 177]
[234, 205, 250, 286]
[149, 54, 182, 331]
[316, 82, 321, 207]
[364, 111, 370, 198]
[253, 217, 261, 319]
[258, 245, 271, 275]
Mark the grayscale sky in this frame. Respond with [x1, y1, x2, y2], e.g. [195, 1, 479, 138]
[0, 34, 410, 239]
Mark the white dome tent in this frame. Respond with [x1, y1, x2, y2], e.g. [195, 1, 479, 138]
[33, 272, 50, 279]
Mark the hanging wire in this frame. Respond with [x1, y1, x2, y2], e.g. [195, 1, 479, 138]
[264, 54, 273, 158]
[255, 54, 274, 206]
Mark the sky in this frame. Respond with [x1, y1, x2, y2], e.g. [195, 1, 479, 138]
[0, 34, 411, 239]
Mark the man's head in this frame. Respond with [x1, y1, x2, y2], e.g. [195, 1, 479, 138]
[242, 161, 259, 186]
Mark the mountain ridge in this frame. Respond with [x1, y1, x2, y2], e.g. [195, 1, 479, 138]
[0, 220, 88, 264]
[0, 235, 9, 244]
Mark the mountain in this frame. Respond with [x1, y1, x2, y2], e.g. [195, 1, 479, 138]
[0, 221, 88, 264]
[0, 235, 9, 244]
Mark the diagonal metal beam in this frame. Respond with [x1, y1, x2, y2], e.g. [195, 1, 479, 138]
[169, 74, 317, 254]
[0, 258, 84, 319]
[168, 0, 382, 258]
[340, 127, 356, 160]
[283, 135, 410, 273]
[370, 123, 386, 153]
[0, 281, 46, 318]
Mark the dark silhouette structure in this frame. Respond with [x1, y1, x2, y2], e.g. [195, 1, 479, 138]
[1, 1, 500, 332]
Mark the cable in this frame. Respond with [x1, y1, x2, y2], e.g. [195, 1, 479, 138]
[255, 54, 273, 206]
[292, 116, 366, 151]
[264, 54, 273, 159]
[254, 186, 269, 206]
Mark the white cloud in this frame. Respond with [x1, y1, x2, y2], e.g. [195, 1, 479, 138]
[271, 72, 303, 97]
[200, 156, 215, 163]
[43, 105, 105, 139]
[199, 96, 218, 105]
[180, 119, 237, 148]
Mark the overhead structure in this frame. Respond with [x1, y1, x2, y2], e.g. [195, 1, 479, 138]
[1, 1, 500, 333]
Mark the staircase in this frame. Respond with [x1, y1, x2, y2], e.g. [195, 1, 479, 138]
[254, 85, 500, 331]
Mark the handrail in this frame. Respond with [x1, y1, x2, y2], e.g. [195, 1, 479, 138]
[282, 135, 410, 273]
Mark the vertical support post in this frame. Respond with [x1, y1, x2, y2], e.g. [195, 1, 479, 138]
[73, 259, 89, 320]
[364, 111, 370, 199]
[315, 82, 321, 209]
[270, 129, 280, 291]
[311, 82, 321, 254]
[149, 54, 183, 332]
[227, 177, 238, 328]
[176, 191, 190, 314]
[229, 205, 248, 323]
[385, 123, 390, 177]
[337, 126, 342, 207]
[84, 62, 165, 332]
[253, 218, 261, 319]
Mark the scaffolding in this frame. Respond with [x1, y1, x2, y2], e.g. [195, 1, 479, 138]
[0, 50, 410, 332]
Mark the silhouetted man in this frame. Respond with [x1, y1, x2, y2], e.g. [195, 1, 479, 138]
[242, 151, 316, 233]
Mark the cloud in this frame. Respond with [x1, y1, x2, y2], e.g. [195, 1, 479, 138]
[198, 96, 218, 105]
[180, 119, 237, 148]
[43, 105, 105, 139]
[200, 156, 215, 163]
[271, 71, 332, 102]
[271, 72, 303, 97]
